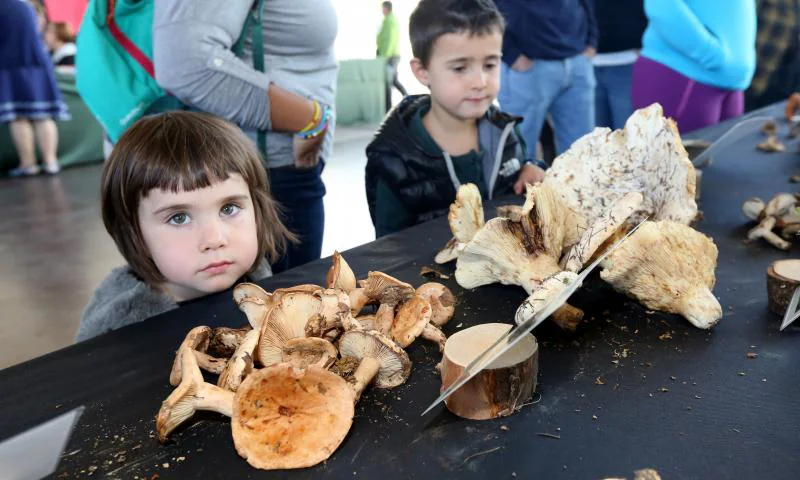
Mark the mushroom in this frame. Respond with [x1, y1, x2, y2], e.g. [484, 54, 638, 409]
[519, 183, 586, 258]
[560, 191, 644, 273]
[237, 296, 270, 329]
[762, 119, 778, 136]
[208, 326, 250, 358]
[515, 271, 579, 326]
[764, 193, 797, 218]
[742, 197, 766, 221]
[157, 344, 234, 442]
[271, 284, 323, 306]
[542, 103, 698, 227]
[348, 272, 412, 316]
[305, 288, 360, 338]
[338, 330, 411, 401]
[326, 251, 357, 292]
[747, 216, 791, 250]
[757, 135, 785, 152]
[169, 326, 211, 386]
[390, 294, 447, 351]
[233, 282, 271, 306]
[359, 271, 415, 307]
[600, 221, 723, 329]
[496, 204, 524, 222]
[454, 216, 581, 329]
[232, 364, 354, 470]
[256, 305, 339, 369]
[217, 328, 261, 391]
[436, 183, 484, 264]
[415, 282, 456, 327]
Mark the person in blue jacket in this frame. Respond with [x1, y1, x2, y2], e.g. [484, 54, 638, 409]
[631, 0, 756, 133]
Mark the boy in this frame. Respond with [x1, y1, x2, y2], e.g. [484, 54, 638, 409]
[365, 0, 546, 238]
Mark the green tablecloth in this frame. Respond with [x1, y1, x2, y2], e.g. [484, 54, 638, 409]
[0, 71, 106, 172]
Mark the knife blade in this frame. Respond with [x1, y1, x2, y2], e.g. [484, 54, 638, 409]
[422, 218, 648, 416]
[690, 115, 771, 168]
[0, 406, 85, 480]
[780, 286, 800, 331]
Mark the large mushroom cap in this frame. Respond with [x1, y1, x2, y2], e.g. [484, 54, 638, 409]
[600, 221, 722, 328]
[455, 217, 561, 293]
[542, 104, 697, 227]
[232, 364, 354, 470]
[338, 330, 411, 388]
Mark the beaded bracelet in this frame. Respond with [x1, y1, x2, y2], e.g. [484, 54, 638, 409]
[298, 100, 322, 134]
[296, 103, 331, 140]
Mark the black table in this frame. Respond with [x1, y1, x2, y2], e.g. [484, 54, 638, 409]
[2, 103, 800, 479]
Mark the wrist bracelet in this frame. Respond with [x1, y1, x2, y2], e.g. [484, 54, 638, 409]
[296, 104, 331, 140]
[298, 100, 322, 134]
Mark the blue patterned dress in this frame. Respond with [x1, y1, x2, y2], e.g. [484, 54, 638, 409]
[0, 0, 69, 123]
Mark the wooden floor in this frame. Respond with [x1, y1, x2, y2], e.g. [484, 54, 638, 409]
[0, 125, 377, 369]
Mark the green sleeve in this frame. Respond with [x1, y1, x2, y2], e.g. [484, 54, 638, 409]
[375, 179, 415, 237]
[377, 17, 391, 57]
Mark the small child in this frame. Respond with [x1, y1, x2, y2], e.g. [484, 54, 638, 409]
[76, 111, 293, 342]
[365, 0, 547, 238]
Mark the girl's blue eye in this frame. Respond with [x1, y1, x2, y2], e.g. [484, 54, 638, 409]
[221, 203, 241, 217]
[168, 212, 190, 225]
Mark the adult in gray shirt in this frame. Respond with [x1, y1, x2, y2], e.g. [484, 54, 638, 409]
[153, 0, 338, 272]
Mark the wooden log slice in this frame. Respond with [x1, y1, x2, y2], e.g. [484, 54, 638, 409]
[767, 259, 800, 316]
[440, 323, 538, 420]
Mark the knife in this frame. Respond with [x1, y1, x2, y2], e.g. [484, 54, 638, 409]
[690, 115, 771, 168]
[421, 218, 648, 416]
[780, 286, 800, 331]
[0, 406, 85, 480]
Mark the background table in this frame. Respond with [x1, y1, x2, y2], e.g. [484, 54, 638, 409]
[2, 103, 799, 479]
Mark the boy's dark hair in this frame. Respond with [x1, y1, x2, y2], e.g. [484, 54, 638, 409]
[101, 111, 294, 285]
[409, 0, 505, 66]
[382, 1, 392, 11]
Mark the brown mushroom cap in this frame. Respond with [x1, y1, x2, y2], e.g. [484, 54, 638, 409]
[325, 251, 357, 292]
[338, 330, 411, 388]
[415, 283, 456, 327]
[281, 337, 338, 369]
[391, 295, 433, 348]
[233, 283, 271, 306]
[232, 364, 354, 470]
[359, 272, 415, 306]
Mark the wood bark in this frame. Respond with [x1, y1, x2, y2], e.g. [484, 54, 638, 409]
[767, 260, 800, 316]
[440, 323, 538, 420]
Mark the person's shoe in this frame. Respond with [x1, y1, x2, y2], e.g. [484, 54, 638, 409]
[43, 163, 61, 175]
[8, 165, 41, 177]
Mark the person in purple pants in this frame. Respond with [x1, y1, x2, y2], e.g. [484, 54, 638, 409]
[631, 0, 757, 134]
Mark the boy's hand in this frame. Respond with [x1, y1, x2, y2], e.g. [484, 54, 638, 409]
[293, 129, 327, 168]
[511, 54, 534, 72]
[514, 163, 546, 195]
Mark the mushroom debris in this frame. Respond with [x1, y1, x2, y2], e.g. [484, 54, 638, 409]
[156, 251, 456, 470]
[742, 193, 800, 250]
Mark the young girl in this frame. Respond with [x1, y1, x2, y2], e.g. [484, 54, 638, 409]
[76, 111, 294, 342]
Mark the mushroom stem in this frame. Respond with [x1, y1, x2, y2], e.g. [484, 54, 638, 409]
[195, 351, 227, 374]
[748, 216, 791, 250]
[349, 288, 370, 315]
[218, 328, 261, 392]
[351, 356, 381, 402]
[421, 324, 446, 352]
[157, 345, 234, 442]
